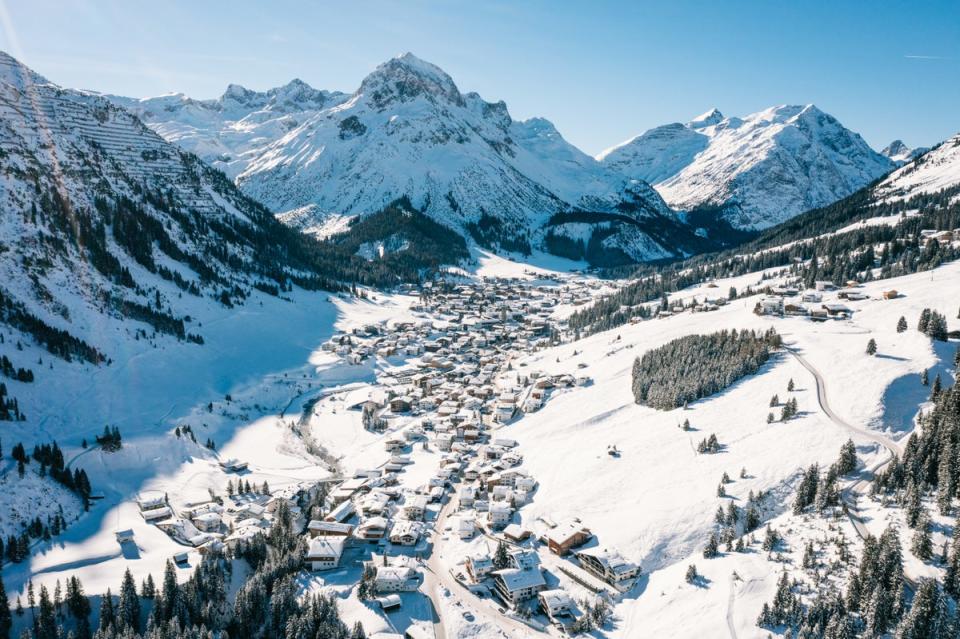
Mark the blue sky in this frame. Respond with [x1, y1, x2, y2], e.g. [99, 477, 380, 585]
[2, 0, 957, 155]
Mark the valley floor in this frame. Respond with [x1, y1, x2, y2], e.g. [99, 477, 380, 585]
[0, 256, 956, 639]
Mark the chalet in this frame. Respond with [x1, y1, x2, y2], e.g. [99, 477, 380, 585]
[436, 433, 454, 451]
[142, 505, 173, 522]
[390, 396, 413, 413]
[307, 521, 353, 537]
[503, 524, 530, 543]
[756, 296, 784, 316]
[838, 290, 868, 301]
[488, 502, 512, 528]
[402, 495, 428, 521]
[324, 500, 355, 523]
[218, 459, 249, 473]
[389, 520, 422, 546]
[374, 566, 419, 592]
[538, 589, 576, 626]
[822, 303, 853, 319]
[458, 517, 476, 540]
[305, 536, 346, 571]
[115, 529, 135, 544]
[459, 485, 477, 509]
[466, 553, 494, 582]
[576, 548, 640, 586]
[355, 516, 389, 541]
[546, 522, 592, 556]
[192, 512, 221, 533]
[492, 566, 546, 605]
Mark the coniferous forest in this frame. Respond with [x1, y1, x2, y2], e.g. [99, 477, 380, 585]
[631, 328, 782, 409]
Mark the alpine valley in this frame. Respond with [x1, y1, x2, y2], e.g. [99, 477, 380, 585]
[2, 41, 960, 639]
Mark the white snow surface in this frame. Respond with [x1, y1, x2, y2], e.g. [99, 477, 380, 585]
[600, 105, 895, 229]
[874, 132, 960, 203]
[110, 53, 681, 262]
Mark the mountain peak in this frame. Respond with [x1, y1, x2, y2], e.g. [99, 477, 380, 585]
[0, 50, 51, 90]
[221, 83, 256, 102]
[359, 52, 463, 107]
[881, 139, 929, 164]
[689, 108, 724, 128]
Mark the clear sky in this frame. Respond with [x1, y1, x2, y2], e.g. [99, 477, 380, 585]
[2, 0, 957, 155]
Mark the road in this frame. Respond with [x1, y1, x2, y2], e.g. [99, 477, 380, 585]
[787, 346, 916, 589]
[424, 495, 537, 639]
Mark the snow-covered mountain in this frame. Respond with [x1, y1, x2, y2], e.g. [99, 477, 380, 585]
[874, 132, 960, 202]
[880, 139, 930, 166]
[0, 50, 369, 361]
[112, 53, 707, 264]
[599, 105, 895, 230]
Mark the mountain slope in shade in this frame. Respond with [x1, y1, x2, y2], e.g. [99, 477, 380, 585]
[600, 105, 895, 230]
[880, 139, 930, 166]
[874, 133, 960, 203]
[0, 50, 384, 362]
[112, 53, 702, 264]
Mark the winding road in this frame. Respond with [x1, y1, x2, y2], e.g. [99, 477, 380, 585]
[787, 346, 917, 592]
[787, 347, 903, 539]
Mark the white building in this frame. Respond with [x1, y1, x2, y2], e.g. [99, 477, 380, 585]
[305, 536, 346, 571]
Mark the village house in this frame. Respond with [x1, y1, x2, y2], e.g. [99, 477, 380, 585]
[305, 536, 346, 571]
[488, 502, 512, 528]
[389, 520, 422, 546]
[355, 516, 389, 541]
[546, 522, 592, 556]
[575, 548, 640, 586]
[492, 566, 546, 606]
[403, 495, 427, 521]
[538, 589, 577, 627]
[374, 566, 420, 592]
[307, 521, 353, 537]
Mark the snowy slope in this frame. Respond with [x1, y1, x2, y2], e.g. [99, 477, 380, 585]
[599, 105, 895, 230]
[109, 80, 349, 181]
[874, 132, 960, 202]
[0, 50, 354, 366]
[112, 53, 700, 263]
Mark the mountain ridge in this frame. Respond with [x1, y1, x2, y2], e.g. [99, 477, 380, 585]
[114, 52, 701, 265]
[599, 104, 895, 230]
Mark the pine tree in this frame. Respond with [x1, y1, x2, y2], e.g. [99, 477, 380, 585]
[921, 368, 929, 386]
[98, 588, 114, 633]
[866, 338, 877, 355]
[493, 541, 510, 569]
[141, 574, 156, 599]
[896, 316, 908, 333]
[0, 572, 11, 639]
[118, 568, 141, 633]
[35, 586, 56, 639]
[894, 578, 951, 639]
[918, 308, 931, 333]
[930, 373, 942, 401]
[685, 564, 698, 584]
[911, 513, 933, 561]
[703, 532, 719, 558]
[837, 439, 857, 475]
[787, 378, 795, 392]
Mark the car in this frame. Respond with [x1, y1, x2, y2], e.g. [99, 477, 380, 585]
[497, 607, 506, 614]
[462, 611, 474, 621]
